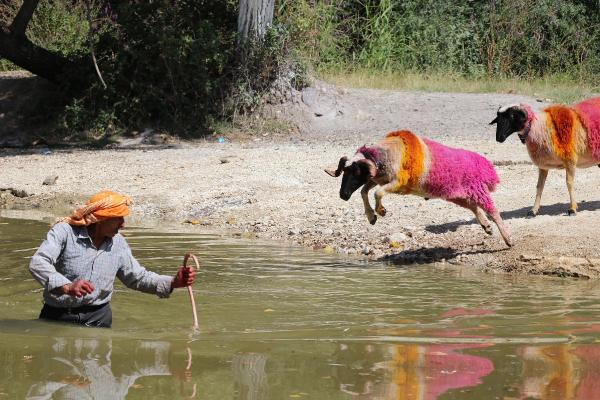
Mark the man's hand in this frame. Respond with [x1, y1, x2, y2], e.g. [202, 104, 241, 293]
[52, 280, 95, 297]
[171, 266, 195, 289]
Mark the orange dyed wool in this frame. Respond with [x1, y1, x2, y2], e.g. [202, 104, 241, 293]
[385, 131, 425, 193]
[546, 105, 578, 161]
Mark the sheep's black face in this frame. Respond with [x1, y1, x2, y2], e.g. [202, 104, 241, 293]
[490, 106, 527, 143]
[340, 162, 370, 201]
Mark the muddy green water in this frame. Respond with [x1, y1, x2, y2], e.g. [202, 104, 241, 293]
[2, 218, 600, 399]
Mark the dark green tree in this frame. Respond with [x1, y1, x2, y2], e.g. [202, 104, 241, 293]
[0, 0, 73, 83]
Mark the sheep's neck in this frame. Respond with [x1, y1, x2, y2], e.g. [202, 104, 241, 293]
[519, 104, 537, 143]
[356, 146, 386, 177]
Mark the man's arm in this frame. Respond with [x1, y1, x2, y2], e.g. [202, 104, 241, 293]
[116, 243, 173, 298]
[29, 223, 73, 294]
[117, 241, 195, 298]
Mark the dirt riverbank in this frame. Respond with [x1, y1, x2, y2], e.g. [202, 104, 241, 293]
[3, 76, 600, 278]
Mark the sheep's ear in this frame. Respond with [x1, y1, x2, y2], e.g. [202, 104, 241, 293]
[357, 158, 377, 178]
[325, 156, 348, 177]
[489, 116, 498, 125]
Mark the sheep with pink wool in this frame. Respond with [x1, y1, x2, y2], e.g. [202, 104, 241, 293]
[491, 96, 600, 216]
[325, 130, 513, 247]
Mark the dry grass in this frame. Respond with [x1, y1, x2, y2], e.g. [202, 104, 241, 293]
[319, 69, 600, 104]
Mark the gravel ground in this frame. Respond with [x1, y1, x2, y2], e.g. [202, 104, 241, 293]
[3, 79, 600, 278]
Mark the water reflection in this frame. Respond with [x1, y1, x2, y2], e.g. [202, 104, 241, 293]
[520, 344, 600, 400]
[232, 353, 268, 400]
[333, 342, 493, 400]
[8, 217, 600, 399]
[23, 338, 187, 400]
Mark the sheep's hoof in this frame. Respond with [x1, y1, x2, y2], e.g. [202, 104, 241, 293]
[568, 209, 577, 216]
[505, 238, 514, 247]
[527, 210, 538, 218]
[368, 215, 377, 225]
[482, 224, 493, 235]
[376, 206, 386, 217]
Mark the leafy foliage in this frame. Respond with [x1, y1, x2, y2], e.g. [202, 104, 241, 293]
[59, 0, 297, 137]
[60, 1, 237, 136]
[281, 0, 600, 83]
[0, 0, 89, 70]
[4, 0, 600, 140]
[2, 0, 299, 139]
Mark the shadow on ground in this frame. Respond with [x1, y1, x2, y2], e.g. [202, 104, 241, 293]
[0, 75, 64, 147]
[379, 246, 505, 265]
[424, 200, 600, 234]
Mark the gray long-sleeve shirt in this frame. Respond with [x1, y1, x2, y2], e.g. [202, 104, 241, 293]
[29, 222, 172, 308]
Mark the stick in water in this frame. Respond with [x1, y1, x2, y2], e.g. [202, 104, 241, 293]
[183, 252, 200, 330]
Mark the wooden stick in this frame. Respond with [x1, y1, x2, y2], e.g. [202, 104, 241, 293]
[183, 253, 200, 330]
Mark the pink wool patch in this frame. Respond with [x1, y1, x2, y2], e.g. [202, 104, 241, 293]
[422, 139, 499, 214]
[574, 97, 600, 161]
[521, 103, 536, 132]
[356, 145, 381, 162]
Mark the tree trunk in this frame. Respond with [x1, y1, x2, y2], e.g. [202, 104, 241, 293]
[0, 0, 71, 83]
[486, 0, 497, 76]
[237, 0, 274, 42]
[9, 0, 40, 36]
[0, 27, 70, 83]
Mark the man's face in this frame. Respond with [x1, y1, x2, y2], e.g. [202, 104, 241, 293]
[96, 217, 125, 238]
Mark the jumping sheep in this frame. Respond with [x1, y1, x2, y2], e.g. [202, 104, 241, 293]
[325, 130, 513, 247]
[491, 96, 600, 216]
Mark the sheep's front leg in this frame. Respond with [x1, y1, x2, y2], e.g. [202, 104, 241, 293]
[529, 168, 548, 217]
[565, 163, 577, 215]
[374, 183, 396, 217]
[361, 181, 377, 225]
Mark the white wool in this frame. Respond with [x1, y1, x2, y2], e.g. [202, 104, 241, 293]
[498, 103, 520, 113]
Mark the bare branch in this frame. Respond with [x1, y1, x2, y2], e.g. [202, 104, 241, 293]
[84, 0, 107, 89]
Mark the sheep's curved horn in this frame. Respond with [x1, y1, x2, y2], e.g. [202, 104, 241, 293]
[325, 156, 348, 177]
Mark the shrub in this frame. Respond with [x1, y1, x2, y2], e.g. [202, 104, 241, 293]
[281, 0, 600, 83]
[60, 1, 298, 137]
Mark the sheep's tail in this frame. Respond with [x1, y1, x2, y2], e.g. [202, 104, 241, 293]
[482, 158, 500, 193]
[469, 156, 500, 215]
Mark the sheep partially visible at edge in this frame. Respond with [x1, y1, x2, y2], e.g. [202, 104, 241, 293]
[325, 130, 513, 247]
[491, 96, 600, 216]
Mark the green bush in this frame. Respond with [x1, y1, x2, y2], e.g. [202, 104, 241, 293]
[281, 0, 600, 83]
[489, 0, 600, 80]
[3, 1, 300, 138]
[59, 1, 237, 136]
[28, 1, 89, 57]
[5, 0, 600, 138]
[59, 0, 297, 137]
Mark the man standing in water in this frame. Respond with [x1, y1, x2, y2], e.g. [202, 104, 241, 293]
[29, 190, 195, 328]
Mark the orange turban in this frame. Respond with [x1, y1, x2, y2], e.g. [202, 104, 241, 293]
[61, 190, 132, 226]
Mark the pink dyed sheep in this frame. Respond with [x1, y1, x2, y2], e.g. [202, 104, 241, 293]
[491, 96, 600, 216]
[325, 130, 513, 247]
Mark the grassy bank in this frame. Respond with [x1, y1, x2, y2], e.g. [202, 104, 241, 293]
[319, 69, 600, 105]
